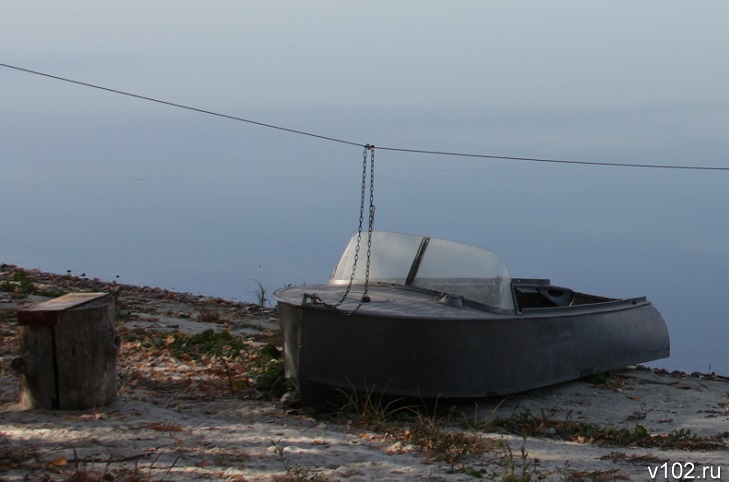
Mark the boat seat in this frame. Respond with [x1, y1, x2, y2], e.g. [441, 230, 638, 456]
[537, 286, 574, 307]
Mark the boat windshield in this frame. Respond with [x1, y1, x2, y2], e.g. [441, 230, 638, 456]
[331, 231, 514, 311]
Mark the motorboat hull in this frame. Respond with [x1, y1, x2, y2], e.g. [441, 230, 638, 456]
[277, 284, 669, 405]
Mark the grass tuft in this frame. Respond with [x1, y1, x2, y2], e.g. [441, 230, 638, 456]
[409, 412, 492, 474]
[248, 278, 272, 307]
[333, 384, 414, 428]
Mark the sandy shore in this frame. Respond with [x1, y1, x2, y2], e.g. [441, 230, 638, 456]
[1, 265, 728, 481]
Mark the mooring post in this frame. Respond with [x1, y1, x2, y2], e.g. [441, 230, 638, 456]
[12, 292, 120, 410]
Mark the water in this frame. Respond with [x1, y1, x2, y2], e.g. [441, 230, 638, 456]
[2, 1, 729, 374]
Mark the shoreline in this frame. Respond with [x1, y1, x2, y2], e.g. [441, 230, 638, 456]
[2, 262, 725, 380]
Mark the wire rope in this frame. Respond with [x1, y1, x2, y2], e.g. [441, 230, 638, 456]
[0, 62, 363, 148]
[3, 62, 728, 172]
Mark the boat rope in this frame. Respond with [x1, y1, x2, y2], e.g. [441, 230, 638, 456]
[332, 144, 376, 311]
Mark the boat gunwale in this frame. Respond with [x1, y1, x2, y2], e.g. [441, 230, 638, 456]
[275, 281, 655, 320]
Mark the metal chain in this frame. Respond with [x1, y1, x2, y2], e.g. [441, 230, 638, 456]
[360, 145, 375, 304]
[333, 144, 372, 308]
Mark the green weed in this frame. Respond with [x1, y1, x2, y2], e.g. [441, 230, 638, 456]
[0, 269, 67, 298]
[168, 329, 244, 359]
[0, 270, 34, 295]
[253, 344, 287, 396]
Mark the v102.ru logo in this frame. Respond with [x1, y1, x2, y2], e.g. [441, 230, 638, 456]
[648, 462, 721, 480]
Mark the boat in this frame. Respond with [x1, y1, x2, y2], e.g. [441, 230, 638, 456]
[274, 231, 669, 406]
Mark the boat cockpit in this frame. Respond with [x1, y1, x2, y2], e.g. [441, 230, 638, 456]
[330, 231, 618, 314]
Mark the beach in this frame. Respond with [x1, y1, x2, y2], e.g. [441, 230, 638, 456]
[1, 265, 727, 481]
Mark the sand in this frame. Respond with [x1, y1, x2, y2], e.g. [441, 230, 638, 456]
[1, 266, 727, 481]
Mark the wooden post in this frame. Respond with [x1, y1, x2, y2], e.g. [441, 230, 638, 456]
[11, 293, 119, 410]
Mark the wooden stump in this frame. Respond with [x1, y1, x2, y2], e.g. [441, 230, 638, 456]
[11, 293, 119, 410]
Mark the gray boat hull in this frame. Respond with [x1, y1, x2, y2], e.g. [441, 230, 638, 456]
[277, 285, 669, 405]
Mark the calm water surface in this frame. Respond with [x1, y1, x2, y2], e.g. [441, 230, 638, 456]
[2, 1, 728, 375]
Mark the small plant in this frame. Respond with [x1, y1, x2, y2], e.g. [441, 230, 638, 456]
[497, 436, 539, 482]
[122, 327, 289, 400]
[0, 269, 35, 295]
[488, 408, 556, 437]
[168, 329, 244, 359]
[334, 384, 413, 427]
[248, 278, 272, 307]
[254, 344, 287, 397]
[586, 370, 627, 390]
[408, 411, 492, 475]
[13, 269, 35, 294]
[0, 269, 67, 297]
